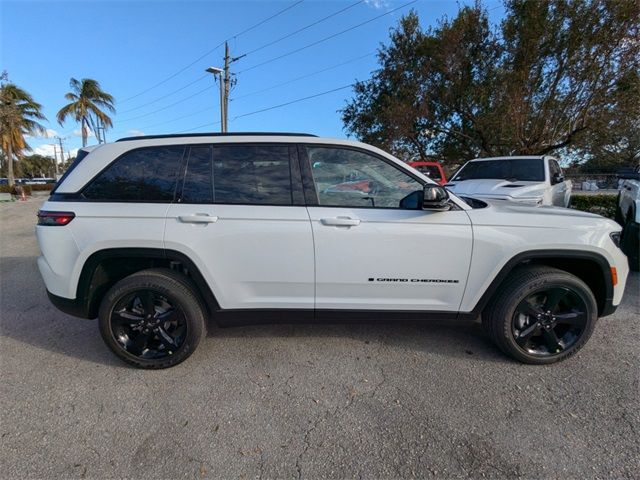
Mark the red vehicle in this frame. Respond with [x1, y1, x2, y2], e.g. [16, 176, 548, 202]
[407, 161, 447, 185]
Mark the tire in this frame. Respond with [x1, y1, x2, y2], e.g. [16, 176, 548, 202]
[482, 266, 597, 365]
[621, 213, 640, 272]
[98, 268, 206, 369]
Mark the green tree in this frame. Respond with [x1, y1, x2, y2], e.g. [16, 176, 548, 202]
[20, 154, 57, 178]
[342, 1, 639, 167]
[0, 77, 47, 186]
[56, 78, 115, 147]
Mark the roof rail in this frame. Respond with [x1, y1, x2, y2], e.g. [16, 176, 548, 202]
[115, 132, 318, 142]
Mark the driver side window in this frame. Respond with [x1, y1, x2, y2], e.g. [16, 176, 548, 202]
[307, 146, 422, 208]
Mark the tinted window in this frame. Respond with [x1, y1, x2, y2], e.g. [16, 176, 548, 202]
[84, 146, 184, 201]
[181, 146, 213, 203]
[452, 158, 545, 182]
[307, 147, 422, 208]
[212, 145, 292, 205]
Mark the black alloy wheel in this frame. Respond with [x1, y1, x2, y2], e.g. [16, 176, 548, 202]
[512, 287, 588, 357]
[99, 269, 206, 369]
[110, 289, 187, 359]
[482, 266, 597, 364]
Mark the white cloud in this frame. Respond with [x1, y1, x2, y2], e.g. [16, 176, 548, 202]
[126, 129, 145, 137]
[25, 128, 58, 140]
[33, 144, 56, 157]
[72, 128, 95, 138]
[364, 0, 390, 10]
[33, 144, 79, 160]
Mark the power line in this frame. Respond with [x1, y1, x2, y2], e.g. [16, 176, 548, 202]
[111, 106, 216, 137]
[242, 0, 365, 57]
[231, 52, 375, 102]
[118, 0, 306, 104]
[181, 83, 354, 132]
[230, 0, 305, 40]
[117, 74, 209, 114]
[238, 0, 417, 74]
[118, 84, 214, 123]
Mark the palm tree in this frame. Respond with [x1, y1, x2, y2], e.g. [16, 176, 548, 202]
[0, 82, 47, 187]
[56, 78, 115, 147]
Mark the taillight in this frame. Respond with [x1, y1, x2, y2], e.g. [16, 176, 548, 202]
[37, 210, 75, 226]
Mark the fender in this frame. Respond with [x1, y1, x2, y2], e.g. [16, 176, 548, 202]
[465, 249, 615, 319]
[57, 248, 220, 319]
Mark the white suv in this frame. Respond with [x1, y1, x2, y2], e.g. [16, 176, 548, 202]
[36, 133, 628, 369]
[446, 156, 572, 207]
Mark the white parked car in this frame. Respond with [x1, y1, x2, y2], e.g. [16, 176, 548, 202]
[446, 156, 572, 207]
[616, 165, 639, 270]
[36, 133, 627, 369]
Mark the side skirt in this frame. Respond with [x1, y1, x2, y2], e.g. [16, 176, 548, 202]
[214, 308, 473, 327]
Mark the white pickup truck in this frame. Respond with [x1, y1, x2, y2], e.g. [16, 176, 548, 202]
[446, 156, 572, 207]
[617, 165, 639, 270]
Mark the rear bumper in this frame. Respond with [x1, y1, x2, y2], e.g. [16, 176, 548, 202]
[47, 290, 92, 319]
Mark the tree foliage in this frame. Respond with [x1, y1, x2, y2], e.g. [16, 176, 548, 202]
[342, 0, 639, 168]
[57, 78, 115, 147]
[0, 76, 47, 185]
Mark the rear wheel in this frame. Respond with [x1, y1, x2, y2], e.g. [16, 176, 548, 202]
[482, 266, 597, 364]
[98, 269, 206, 369]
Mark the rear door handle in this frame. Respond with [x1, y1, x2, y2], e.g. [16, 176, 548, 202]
[320, 217, 361, 227]
[178, 214, 218, 223]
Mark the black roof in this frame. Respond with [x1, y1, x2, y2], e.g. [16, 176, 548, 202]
[115, 132, 317, 142]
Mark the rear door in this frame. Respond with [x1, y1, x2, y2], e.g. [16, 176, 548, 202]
[164, 143, 314, 313]
[301, 145, 473, 313]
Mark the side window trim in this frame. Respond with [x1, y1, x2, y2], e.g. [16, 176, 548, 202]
[298, 143, 426, 209]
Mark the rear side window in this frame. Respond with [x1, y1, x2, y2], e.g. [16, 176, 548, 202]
[83, 146, 184, 201]
[212, 145, 292, 205]
[181, 146, 213, 203]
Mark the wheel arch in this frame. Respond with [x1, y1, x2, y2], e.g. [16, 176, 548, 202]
[471, 250, 614, 318]
[76, 248, 220, 319]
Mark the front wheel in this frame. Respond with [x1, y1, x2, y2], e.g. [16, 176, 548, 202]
[98, 269, 206, 369]
[482, 266, 597, 364]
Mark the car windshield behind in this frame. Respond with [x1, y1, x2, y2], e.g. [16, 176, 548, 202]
[414, 165, 442, 182]
[453, 158, 544, 182]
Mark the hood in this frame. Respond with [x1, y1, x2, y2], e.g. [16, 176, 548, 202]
[446, 179, 546, 199]
[466, 198, 619, 230]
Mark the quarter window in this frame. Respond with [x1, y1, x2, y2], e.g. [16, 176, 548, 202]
[307, 147, 422, 208]
[83, 146, 184, 201]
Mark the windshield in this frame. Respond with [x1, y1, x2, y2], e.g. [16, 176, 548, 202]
[414, 165, 442, 182]
[452, 158, 545, 182]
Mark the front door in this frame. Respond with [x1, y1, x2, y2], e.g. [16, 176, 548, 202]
[302, 145, 473, 313]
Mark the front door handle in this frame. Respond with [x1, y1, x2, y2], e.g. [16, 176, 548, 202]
[321, 217, 361, 227]
[178, 214, 218, 224]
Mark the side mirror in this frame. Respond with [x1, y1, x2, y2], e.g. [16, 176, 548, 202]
[552, 173, 564, 185]
[423, 185, 451, 211]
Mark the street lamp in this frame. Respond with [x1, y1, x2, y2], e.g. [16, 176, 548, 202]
[206, 66, 225, 133]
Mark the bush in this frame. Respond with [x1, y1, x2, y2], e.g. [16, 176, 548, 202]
[571, 194, 618, 219]
[30, 183, 54, 191]
[0, 184, 32, 196]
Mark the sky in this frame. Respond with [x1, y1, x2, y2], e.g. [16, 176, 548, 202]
[1, 0, 504, 161]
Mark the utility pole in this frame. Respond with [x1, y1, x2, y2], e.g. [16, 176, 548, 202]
[223, 42, 230, 133]
[55, 137, 65, 176]
[206, 44, 244, 133]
